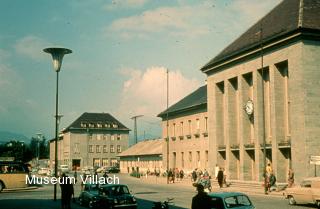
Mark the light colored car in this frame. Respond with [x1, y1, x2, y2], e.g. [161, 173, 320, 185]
[37, 167, 51, 176]
[284, 177, 320, 207]
[59, 165, 69, 173]
[208, 192, 255, 209]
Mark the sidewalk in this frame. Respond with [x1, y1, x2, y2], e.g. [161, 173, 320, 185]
[136, 175, 285, 197]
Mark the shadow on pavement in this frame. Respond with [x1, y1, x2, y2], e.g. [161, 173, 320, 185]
[136, 197, 187, 209]
[0, 199, 85, 209]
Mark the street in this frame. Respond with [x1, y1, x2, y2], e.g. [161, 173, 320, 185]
[0, 174, 317, 209]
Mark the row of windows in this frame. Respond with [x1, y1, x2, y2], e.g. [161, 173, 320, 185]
[173, 150, 209, 166]
[93, 158, 118, 167]
[88, 134, 122, 141]
[170, 117, 208, 138]
[81, 122, 119, 129]
[88, 145, 121, 153]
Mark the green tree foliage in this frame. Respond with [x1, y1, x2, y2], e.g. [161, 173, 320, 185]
[0, 136, 49, 162]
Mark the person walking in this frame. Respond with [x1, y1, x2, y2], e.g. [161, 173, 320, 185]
[191, 184, 212, 209]
[217, 168, 224, 188]
[60, 173, 74, 209]
[215, 164, 219, 180]
[192, 169, 197, 182]
[287, 169, 294, 188]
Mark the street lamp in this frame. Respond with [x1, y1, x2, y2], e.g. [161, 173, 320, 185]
[43, 47, 72, 201]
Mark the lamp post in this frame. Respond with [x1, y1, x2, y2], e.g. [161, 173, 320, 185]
[44, 47, 72, 201]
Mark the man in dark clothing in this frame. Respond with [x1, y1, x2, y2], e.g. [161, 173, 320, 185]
[192, 169, 197, 182]
[191, 184, 212, 209]
[217, 168, 224, 188]
[60, 173, 74, 209]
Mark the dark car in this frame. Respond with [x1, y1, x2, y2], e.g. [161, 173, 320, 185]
[105, 167, 120, 173]
[79, 183, 100, 208]
[96, 184, 137, 209]
[208, 192, 255, 209]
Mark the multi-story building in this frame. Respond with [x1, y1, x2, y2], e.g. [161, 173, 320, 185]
[49, 112, 130, 170]
[201, 0, 320, 182]
[158, 85, 208, 173]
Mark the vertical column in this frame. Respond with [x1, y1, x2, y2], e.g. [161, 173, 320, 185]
[228, 77, 239, 180]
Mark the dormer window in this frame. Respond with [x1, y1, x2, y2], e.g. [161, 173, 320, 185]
[97, 123, 102, 128]
[112, 123, 118, 128]
[104, 123, 111, 128]
[89, 123, 94, 128]
[80, 122, 87, 128]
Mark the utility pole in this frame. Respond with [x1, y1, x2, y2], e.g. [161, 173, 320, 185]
[166, 69, 169, 184]
[36, 133, 43, 167]
[131, 115, 143, 144]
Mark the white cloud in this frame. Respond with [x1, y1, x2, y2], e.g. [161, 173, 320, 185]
[14, 35, 52, 60]
[115, 66, 201, 119]
[104, 0, 149, 10]
[106, 0, 281, 40]
[107, 5, 212, 39]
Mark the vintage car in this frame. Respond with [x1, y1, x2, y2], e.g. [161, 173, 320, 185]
[284, 177, 320, 207]
[208, 192, 255, 209]
[105, 166, 120, 174]
[79, 183, 100, 208]
[96, 184, 137, 209]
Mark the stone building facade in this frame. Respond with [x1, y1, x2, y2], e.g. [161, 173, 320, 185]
[118, 139, 163, 174]
[158, 86, 209, 174]
[49, 112, 130, 170]
[201, 0, 320, 182]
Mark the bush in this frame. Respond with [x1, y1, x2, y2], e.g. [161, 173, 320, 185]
[130, 171, 141, 178]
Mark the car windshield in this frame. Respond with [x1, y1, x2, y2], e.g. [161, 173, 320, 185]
[224, 195, 252, 208]
[101, 185, 130, 196]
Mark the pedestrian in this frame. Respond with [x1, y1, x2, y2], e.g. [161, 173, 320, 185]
[266, 163, 273, 176]
[203, 169, 209, 177]
[73, 170, 77, 184]
[60, 173, 74, 209]
[263, 171, 270, 195]
[179, 169, 184, 181]
[215, 164, 219, 180]
[103, 171, 109, 184]
[192, 169, 197, 182]
[191, 184, 212, 209]
[269, 172, 277, 192]
[217, 168, 224, 188]
[287, 169, 294, 188]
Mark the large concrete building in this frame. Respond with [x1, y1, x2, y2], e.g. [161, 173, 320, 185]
[158, 85, 208, 174]
[201, 0, 320, 182]
[49, 112, 130, 170]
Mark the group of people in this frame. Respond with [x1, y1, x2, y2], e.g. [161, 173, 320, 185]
[167, 168, 184, 183]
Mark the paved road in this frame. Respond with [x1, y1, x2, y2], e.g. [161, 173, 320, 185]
[0, 173, 317, 209]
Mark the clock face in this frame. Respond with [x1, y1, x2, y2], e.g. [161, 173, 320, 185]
[245, 100, 254, 115]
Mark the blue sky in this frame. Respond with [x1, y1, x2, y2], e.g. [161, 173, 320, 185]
[0, 0, 281, 142]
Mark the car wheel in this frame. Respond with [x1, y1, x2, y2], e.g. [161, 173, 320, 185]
[316, 200, 320, 209]
[88, 200, 94, 209]
[0, 182, 4, 192]
[288, 196, 296, 205]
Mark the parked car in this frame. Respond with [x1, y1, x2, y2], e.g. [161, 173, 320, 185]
[96, 166, 108, 173]
[208, 192, 255, 209]
[284, 177, 320, 208]
[37, 167, 51, 176]
[59, 165, 69, 173]
[96, 184, 137, 209]
[82, 166, 94, 175]
[105, 167, 120, 174]
[79, 183, 100, 208]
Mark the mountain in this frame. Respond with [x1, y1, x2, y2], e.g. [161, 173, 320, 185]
[0, 131, 30, 144]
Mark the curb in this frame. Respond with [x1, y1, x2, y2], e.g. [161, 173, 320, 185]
[3, 186, 39, 192]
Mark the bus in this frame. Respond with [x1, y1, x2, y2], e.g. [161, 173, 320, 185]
[0, 161, 30, 192]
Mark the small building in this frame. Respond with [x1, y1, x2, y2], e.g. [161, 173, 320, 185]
[158, 85, 208, 174]
[118, 139, 163, 174]
[49, 112, 130, 170]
